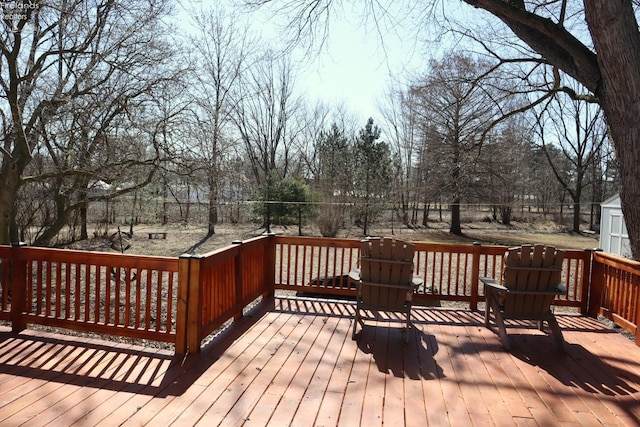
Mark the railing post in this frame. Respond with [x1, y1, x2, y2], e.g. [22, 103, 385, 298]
[10, 242, 28, 333]
[176, 254, 203, 355]
[265, 234, 276, 297]
[636, 277, 640, 347]
[470, 242, 481, 311]
[587, 249, 604, 318]
[187, 255, 204, 353]
[233, 240, 244, 320]
[175, 254, 190, 355]
[579, 248, 596, 315]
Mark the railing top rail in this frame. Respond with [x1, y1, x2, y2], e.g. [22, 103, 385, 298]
[414, 241, 504, 254]
[275, 235, 361, 248]
[196, 234, 272, 259]
[593, 250, 640, 275]
[274, 236, 593, 257]
[15, 246, 178, 270]
[195, 244, 240, 264]
[20, 246, 177, 261]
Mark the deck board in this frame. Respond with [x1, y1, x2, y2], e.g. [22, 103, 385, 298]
[1, 296, 640, 426]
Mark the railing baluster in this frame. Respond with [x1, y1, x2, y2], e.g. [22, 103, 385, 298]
[36, 260, 43, 315]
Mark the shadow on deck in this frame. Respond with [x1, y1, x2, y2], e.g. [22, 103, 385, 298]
[0, 296, 639, 426]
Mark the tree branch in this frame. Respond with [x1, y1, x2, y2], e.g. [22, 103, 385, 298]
[462, 0, 600, 93]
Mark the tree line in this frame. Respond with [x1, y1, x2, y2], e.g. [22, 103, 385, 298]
[0, 1, 620, 248]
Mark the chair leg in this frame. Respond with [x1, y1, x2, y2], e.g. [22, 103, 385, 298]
[547, 315, 566, 353]
[352, 308, 359, 340]
[404, 310, 411, 344]
[493, 305, 510, 350]
[352, 299, 362, 340]
[484, 295, 491, 328]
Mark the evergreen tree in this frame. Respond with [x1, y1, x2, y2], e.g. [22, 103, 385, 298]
[315, 123, 352, 237]
[252, 171, 314, 234]
[352, 118, 393, 235]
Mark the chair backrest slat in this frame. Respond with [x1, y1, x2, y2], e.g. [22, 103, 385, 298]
[502, 244, 565, 315]
[359, 237, 414, 286]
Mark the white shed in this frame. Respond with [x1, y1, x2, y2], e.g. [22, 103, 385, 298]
[599, 194, 632, 258]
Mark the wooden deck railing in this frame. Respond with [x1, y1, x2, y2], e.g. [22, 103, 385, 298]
[274, 238, 591, 310]
[275, 236, 360, 296]
[177, 236, 275, 353]
[1, 244, 179, 343]
[1, 235, 639, 353]
[589, 250, 640, 345]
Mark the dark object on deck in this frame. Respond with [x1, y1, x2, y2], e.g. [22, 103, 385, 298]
[296, 274, 356, 300]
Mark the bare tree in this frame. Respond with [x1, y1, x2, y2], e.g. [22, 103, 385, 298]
[535, 95, 609, 233]
[0, 0, 177, 245]
[233, 53, 301, 184]
[189, 6, 254, 236]
[381, 86, 422, 227]
[410, 53, 504, 235]
[451, 1, 640, 256]
[476, 116, 532, 225]
[232, 52, 303, 230]
[415, 122, 447, 226]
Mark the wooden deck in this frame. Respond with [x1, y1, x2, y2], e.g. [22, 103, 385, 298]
[0, 296, 639, 426]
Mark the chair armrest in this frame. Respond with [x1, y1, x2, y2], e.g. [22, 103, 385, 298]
[480, 277, 507, 292]
[481, 277, 565, 295]
[503, 289, 565, 296]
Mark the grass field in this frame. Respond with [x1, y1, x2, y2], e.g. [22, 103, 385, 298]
[65, 218, 601, 257]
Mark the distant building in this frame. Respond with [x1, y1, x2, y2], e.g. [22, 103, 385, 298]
[599, 194, 632, 258]
[87, 180, 113, 197]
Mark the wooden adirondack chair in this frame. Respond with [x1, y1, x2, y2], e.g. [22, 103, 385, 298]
[349, 237, 423, 343]
[481, 244, 567, 352]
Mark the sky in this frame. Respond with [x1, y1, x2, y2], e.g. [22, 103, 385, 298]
[179, 1, 472, 123]
[261, 1, 475, 122]
[287, 7, 423, 122]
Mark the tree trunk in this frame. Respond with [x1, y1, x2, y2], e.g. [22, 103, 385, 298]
[400, 193, 409, 225]
[584, 1, 640, 258]
[130, 189, 139, 227]
[34, 191, 70, 246]
[363, 204, 369, 236]
[80, 204, 88, 240]
[422, 202, 430, 226]
[0, 109, 31, 245]
[501, 206, 512, 226]
[572, 201, 581, 233]
[0, 180, 19, 244]
[207, 174, 217, 236]
[161, 181, 168, 225]
[265, 205, 272, 234]
[571, 179, 582, 233]
[450, 199, 462, 235]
